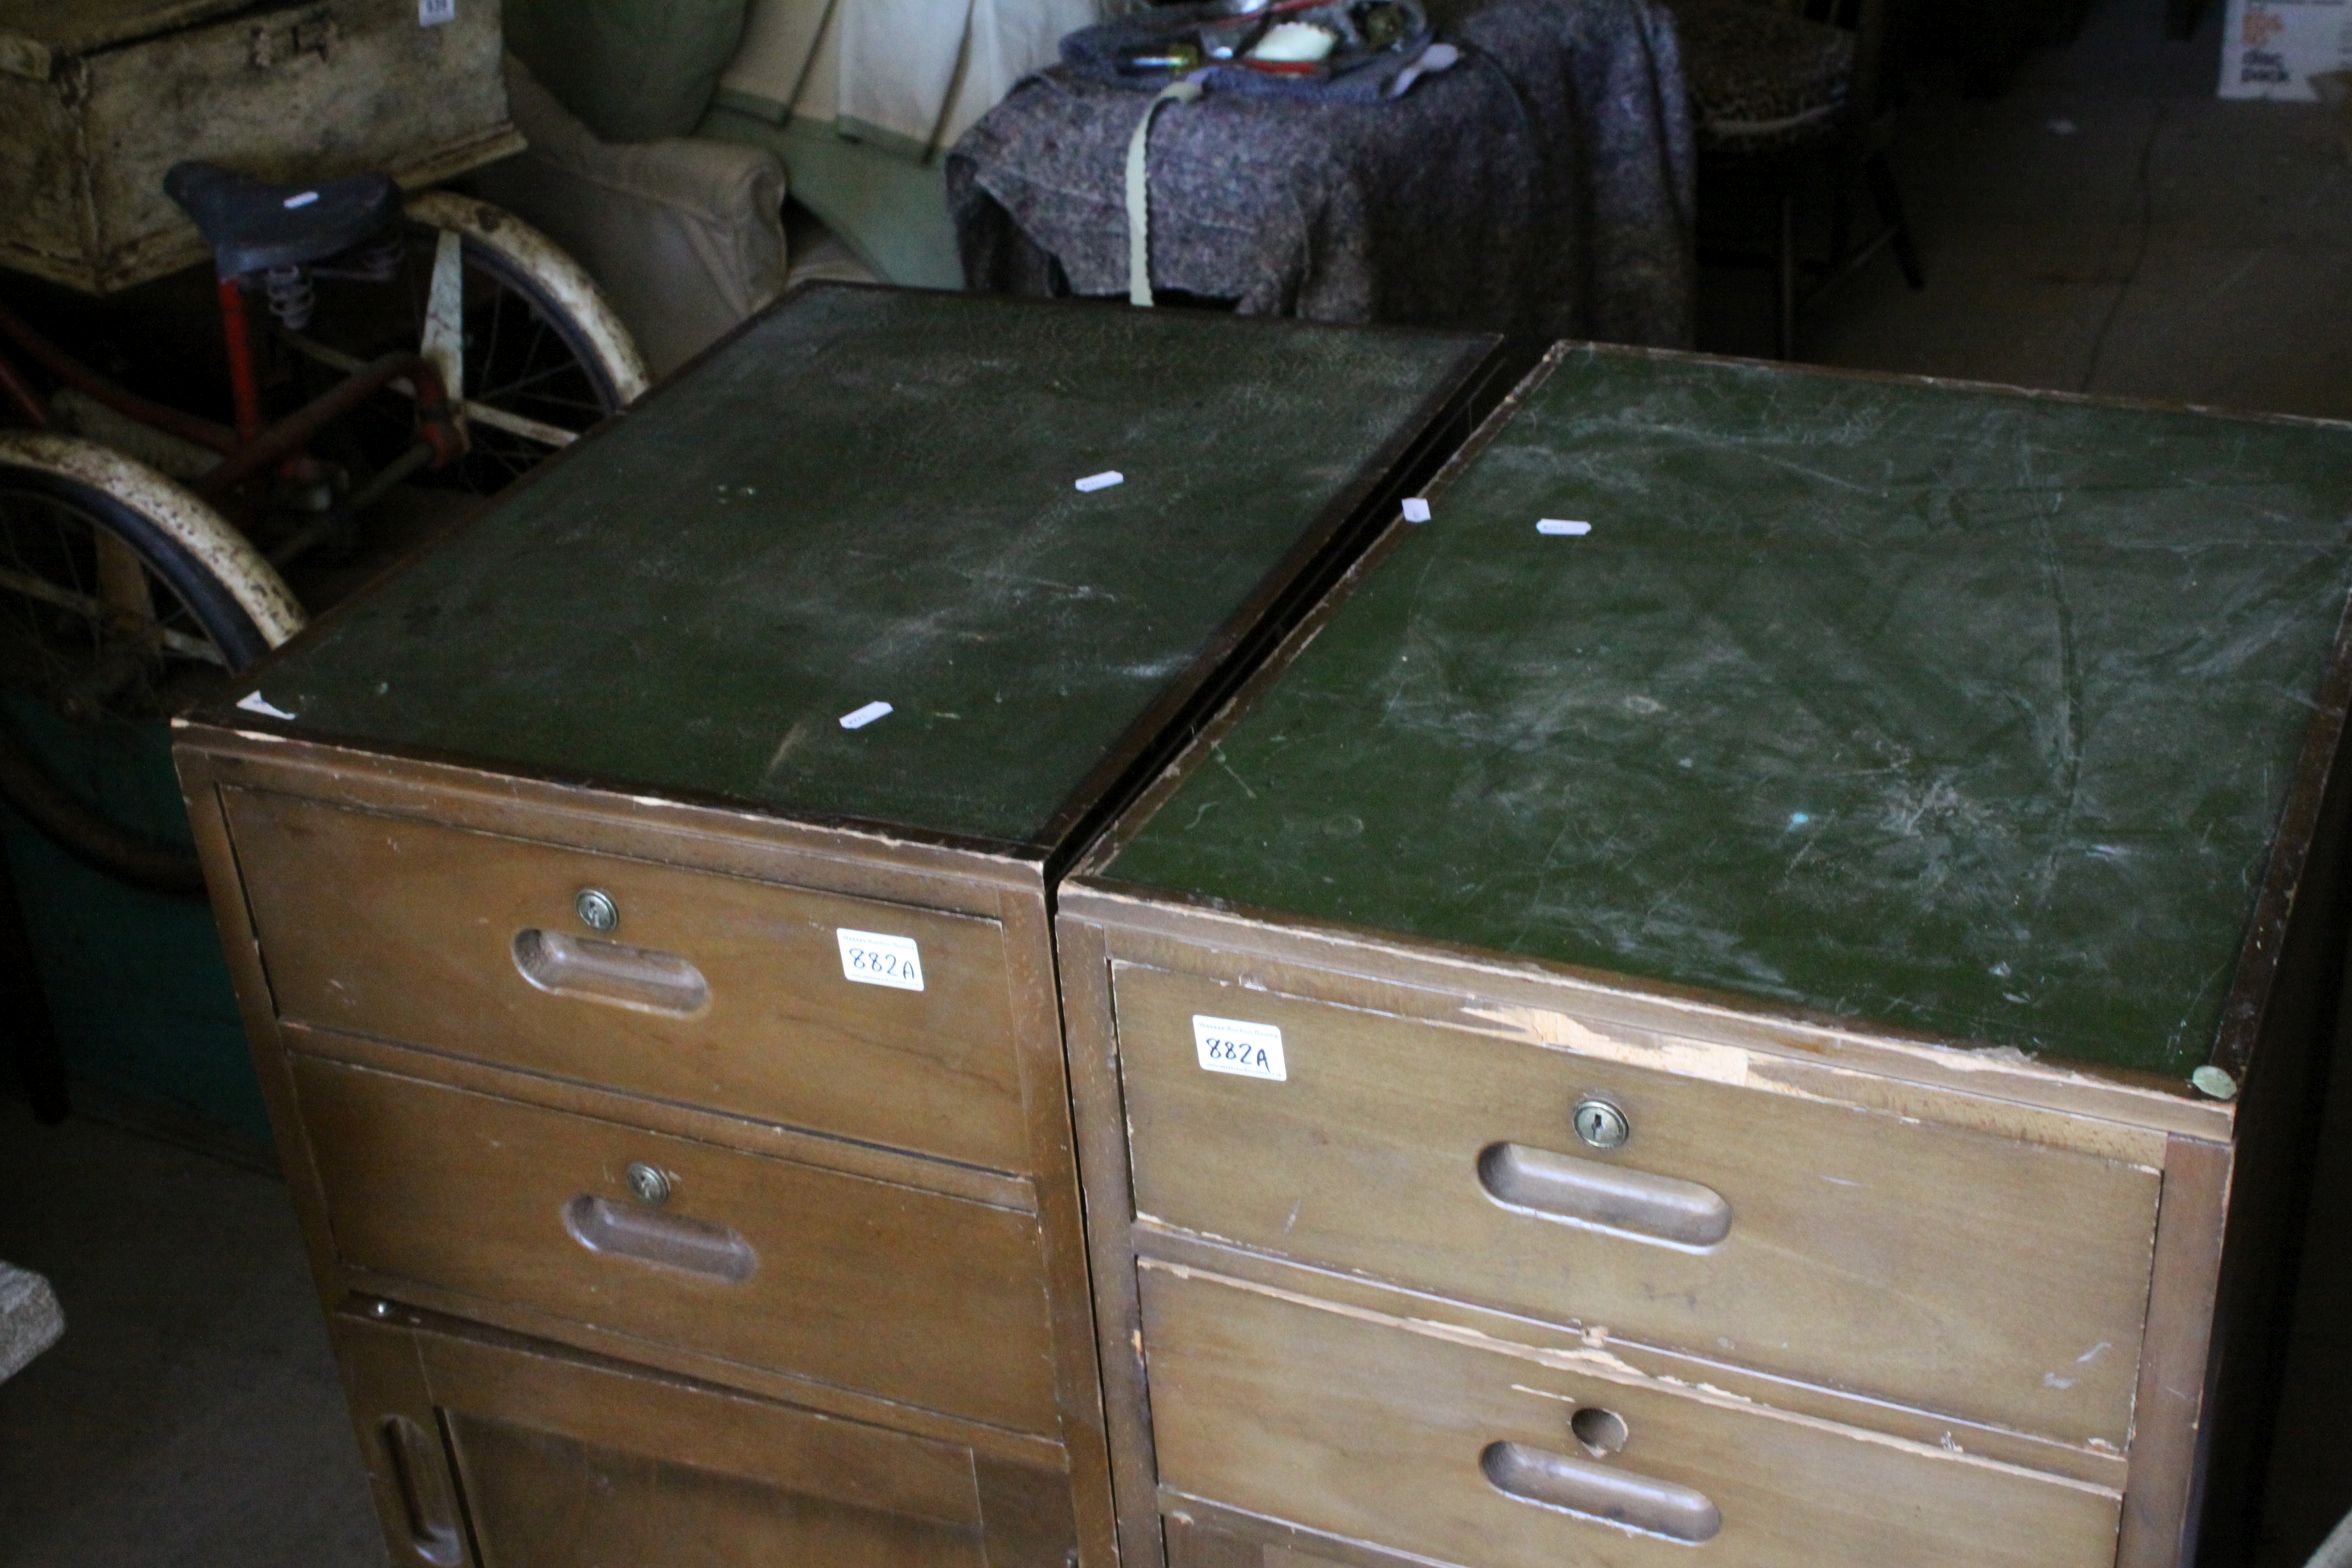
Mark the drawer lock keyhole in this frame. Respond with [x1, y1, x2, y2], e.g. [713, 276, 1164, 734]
[1571, 1406, 1630, 1457]
[1572, 1098, 1630, 1151]
[574, 888, 619, 933]
[624, 1162, 672, 1206]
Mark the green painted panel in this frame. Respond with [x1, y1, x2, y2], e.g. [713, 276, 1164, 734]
[216, 287, 1491, 850]
[3, 701, 267, 1144]
[1102, 348, 2352, 1078]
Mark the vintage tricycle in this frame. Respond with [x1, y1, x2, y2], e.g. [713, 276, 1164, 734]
[0, 0, 649, 891]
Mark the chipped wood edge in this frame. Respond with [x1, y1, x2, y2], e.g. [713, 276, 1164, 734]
[1069, 896, 2229, 1144]
[1135, 1228, 2132, 1491]
[1143, 1258, 2124, 1500]
[174, 728, 1045, 902]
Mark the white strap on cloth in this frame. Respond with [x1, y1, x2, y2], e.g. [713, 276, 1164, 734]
[1126, 78, 1203, 308]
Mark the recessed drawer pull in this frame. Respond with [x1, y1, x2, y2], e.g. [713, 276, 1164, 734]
[1477, 1142, 1733, 1247]
[1480, 1440, 1723, 1544]
[512, 928, 710, 1016]
[379, 1415, 463, 1566]
[563, 1194, 755, 1282]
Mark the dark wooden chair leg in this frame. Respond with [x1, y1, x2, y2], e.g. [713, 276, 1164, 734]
[1867, 151, 1925, 290]
[0, 847, 68, 1124]
[1776, 182, 1800, 360]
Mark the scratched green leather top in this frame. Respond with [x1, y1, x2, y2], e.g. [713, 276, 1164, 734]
[1100, 347, 2352, 1077]
[212, 287, 1492, 850]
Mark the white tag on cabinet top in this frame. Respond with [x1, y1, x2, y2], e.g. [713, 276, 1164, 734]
[419, 0, 456, 24]
[838, 930, 924, 991]
[1193, 1015, 1286, 1081]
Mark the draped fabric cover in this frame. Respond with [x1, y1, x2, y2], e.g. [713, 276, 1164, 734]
[950, 0, 1698, 345]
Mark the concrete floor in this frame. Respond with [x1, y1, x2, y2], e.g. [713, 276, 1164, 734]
[1700, 0, 2352, 424]
[0, 1116, 383, 1567]
[3, 2, 2350, 1564]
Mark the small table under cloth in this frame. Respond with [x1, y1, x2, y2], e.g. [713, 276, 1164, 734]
[948, 0, 1696, 344]
[0, 1262, 63, 1383]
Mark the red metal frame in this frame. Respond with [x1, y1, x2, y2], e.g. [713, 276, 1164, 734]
[215, 277, 267, 446]
[0, 275, 462, 510]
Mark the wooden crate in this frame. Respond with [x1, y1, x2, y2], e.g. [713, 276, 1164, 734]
[0, 0, 520, 293]
[173, 285, 1502, 1567]
[1059, 345, 2352, 1568]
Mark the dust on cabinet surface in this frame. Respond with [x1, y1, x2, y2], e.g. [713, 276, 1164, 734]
[175, 283, 1503, 1568]
[1062, 343, 2352, 1568]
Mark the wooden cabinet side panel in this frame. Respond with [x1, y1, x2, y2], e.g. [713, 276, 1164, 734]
[1000, 886, 1119, 1566]
[1057, 914, 1168, 1568]
[2116, 1137, 2231, 1568]
[175, 756, 346, 1314]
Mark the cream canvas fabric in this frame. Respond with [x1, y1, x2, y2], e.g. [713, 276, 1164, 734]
[720, 0, 1101, 158]
[836, 0, 978, 156]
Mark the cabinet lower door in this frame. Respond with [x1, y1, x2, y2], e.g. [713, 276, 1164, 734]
[332, 1310, 1076, 1568]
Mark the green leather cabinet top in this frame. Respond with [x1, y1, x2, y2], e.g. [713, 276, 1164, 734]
[205, 287, 1495, 853]
[1096, 346, 2352, 1080]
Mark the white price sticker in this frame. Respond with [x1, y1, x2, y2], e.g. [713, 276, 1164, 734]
[419, 0, 456, 26]
[838, 930, 924, 991]
[1193, 1015, 1286, 1081]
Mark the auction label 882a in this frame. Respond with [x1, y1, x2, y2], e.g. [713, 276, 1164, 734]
[1192, 1015, 1286, 1081]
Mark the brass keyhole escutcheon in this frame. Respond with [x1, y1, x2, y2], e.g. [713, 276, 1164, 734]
[1572, 1098, 1629, 1151]
[624, 1162, 671, 1206]
[574, 888, 619, 933]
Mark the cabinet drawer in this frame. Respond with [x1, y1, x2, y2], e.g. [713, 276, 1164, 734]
[1114, 966, 2158, 1446]
[335, 1311, 1076, 1568]
[1142, 1266, 2122, 1568]
[294, 1056, 1060, 1434]
[227, 788, 1028, 1171]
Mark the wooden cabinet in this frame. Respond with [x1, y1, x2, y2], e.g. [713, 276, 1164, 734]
[1059, 345, 2352, 1568]
[178, 286, 1502, 1568]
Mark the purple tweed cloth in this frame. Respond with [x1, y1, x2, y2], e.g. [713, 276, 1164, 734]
[948, 0, 1696, 344]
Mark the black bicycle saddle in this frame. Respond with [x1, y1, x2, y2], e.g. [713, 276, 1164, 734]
[164, 162, 402, 278]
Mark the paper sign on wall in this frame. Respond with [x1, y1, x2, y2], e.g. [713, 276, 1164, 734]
[2220, 0, 2351, 99]
[1193, 1015, 1286, 1081]
[838, 930, 924, 991]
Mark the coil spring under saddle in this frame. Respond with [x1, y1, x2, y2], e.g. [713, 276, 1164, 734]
[263, 265, 314, 331]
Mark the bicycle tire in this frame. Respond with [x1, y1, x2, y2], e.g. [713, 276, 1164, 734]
[0, 434, 300, 895]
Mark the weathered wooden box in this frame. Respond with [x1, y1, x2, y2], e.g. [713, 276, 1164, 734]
[0, 0, 520, 293]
